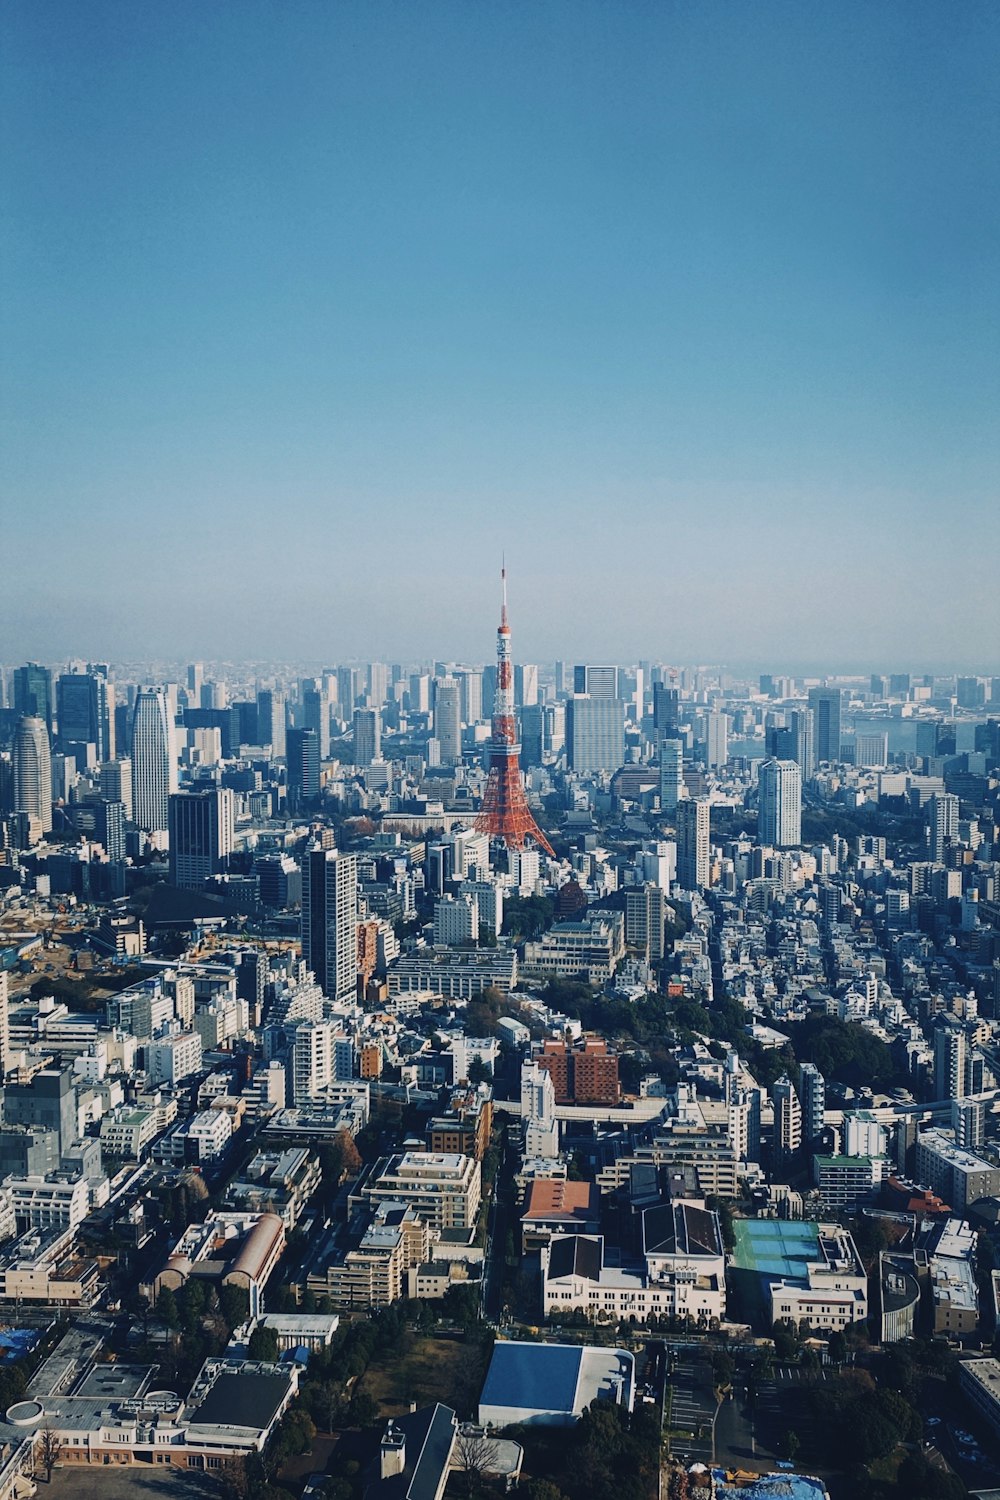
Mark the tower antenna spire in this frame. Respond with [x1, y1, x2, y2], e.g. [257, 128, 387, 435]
[475, 565, 555, 858]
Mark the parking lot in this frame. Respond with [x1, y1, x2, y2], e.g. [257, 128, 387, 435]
[665, 1352, 718, 1467]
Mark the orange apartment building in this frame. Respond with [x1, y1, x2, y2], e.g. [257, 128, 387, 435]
[536, 1037, 620, 1106]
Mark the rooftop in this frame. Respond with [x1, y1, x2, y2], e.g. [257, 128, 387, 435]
[523, 1180, 598, 1222]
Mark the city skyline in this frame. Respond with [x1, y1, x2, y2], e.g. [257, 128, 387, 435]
[3, 3, 998, 668]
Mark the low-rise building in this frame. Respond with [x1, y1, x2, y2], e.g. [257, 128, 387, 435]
[959, 1357, 1000, 1441]
[813, 1154, 888, 1213]
[915, 1129, 1000, 1212]
[225, 1148, 321, 1230]
[355, 1152, 482, 1232]
[149, 1212, 285, 1318]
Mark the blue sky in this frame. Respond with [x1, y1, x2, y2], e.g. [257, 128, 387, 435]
[3, 1, 998, 670]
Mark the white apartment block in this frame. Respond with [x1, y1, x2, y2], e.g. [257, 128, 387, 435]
[146, 1030, 203, 1086]
[358, 1151, 482, 1231]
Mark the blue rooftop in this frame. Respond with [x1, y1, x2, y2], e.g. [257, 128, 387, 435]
[480, 1342, 583, 1414]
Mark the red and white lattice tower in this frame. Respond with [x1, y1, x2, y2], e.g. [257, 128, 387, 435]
[475, 569, 555, 857]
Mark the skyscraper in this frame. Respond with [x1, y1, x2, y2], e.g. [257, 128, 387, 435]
[758, 758, 802, 848]
[706, 711, 730, 769]
[301, 845, 358, 1000]
[99, 757, 133, 819]
[57, 671, 112, 760]
[659, 735, 684, 810]
[353, 708, 381, 767]
[302, 684, 331, 759]
[286, 727, 320, 810]
[256, 689, 286, 757]
[653, 682, 680, 734]
[434, 678, 462, 764]
[928, 792, 959, 863]
[565, 695, 625, 772]
[514, 663, 539, 708]
[807, 687, 843, 765]
[12, 716, 52, 833]
[130, 688, 178, 833]
[13, 664, 53, 731]
[573, 664, 620, 698]
[676, 797, 710, 890]
[168, 787, 235, 888]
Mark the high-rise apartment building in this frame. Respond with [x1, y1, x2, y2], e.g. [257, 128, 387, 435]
[301, 846, 358, 1001]
[799, 1062, 825, 1147]
[934, 1017, 967, 1101]
[928, 793, 960, 863]
[676, 797, 710, 890]
[353, 708, 381, 767]
[566, 695, 625, 772]
[758, 758, 802, 848]
[130, 688, 177, 833]
[807, 687, 843, 765]
[168, 787, 235, 889]
[772, 1074, 802, 1167]
[12, 717, 52, 833]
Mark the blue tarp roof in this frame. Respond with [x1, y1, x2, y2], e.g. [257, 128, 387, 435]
[480, 1343, 583, 1414]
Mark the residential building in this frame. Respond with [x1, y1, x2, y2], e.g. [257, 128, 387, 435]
[758, 758, 802, 848]
[676, 798, 710, 890]
[356, 1152, 482, 1231]
[301, 845, 358, 1001]
[535, 1038, 620, 1106]
[12, 715, 52, 834]
[915, 1129, 1000, 1211]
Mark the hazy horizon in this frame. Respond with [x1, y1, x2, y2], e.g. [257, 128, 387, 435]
[4, 3, 998, 668]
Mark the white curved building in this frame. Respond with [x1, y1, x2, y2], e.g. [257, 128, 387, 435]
[130, 687, 177, 833]
[12, 715, 52, 833]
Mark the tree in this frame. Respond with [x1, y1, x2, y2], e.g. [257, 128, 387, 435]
[248, 1324, 281, 1361]
[155, 1285, 181, 1330]
[468, 1055, 493, 1086]
[771, 1319, 799, 1361]
[37, 1424, 64, 1482]
[455, 1430, 500, 1496]
[783, 1430, 800, 1462]
[827, 1330, 847, 1365]
[219, 1283, 251, 1333]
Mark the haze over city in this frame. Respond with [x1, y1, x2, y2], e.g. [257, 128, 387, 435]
[3, 2, 999, 669]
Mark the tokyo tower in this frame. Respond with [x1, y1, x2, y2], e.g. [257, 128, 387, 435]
[475, 569, 555, 857]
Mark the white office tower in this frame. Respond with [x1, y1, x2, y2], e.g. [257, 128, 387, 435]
[758, 758, 802, 848]
[509, 846, 541, 895]
[566, 694, 625, 772]
[130, 687, 178, 833]
[798, 1062, 825, 1146]
[676, 797, 710, 890]
[635, 840, 676, 891]
[301, 845, 359, 1001]
[433, 893, 479, 946]
[435, 678, 463, 764]
[292, 1019, 342, 1103]
[521, 1058, 559, 1159]
[952, 1098, 985, 1152]
[12, 716, 52, 833]
[706, 712, 730, 769]
[659, 735, 684, 810]
[727, 1087, 761, 1163]
[772, 1074, 802, 1167]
